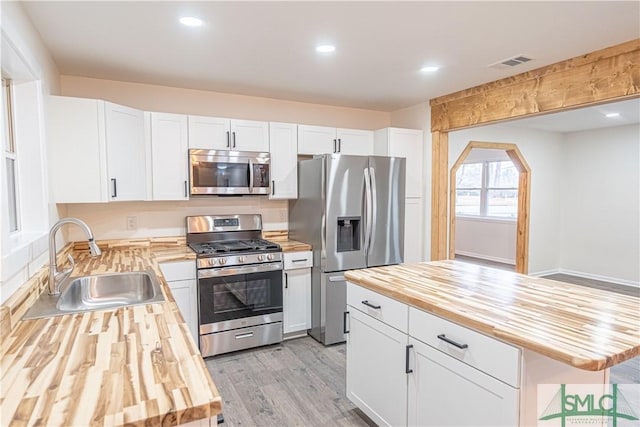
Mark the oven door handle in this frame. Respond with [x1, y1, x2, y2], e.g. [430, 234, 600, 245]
[249, 159, 254, 193]
[198, 262, 283, 278]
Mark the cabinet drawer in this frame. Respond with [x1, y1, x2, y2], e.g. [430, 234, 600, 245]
[409, 307, 520, 387]
[159, 261, 196, 281]
[283, 251, 312, 269]
[347, 282, 408, 333]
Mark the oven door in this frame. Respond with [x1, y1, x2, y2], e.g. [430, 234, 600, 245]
[189, 149, 270, 195]
[198, 262, 283, 332]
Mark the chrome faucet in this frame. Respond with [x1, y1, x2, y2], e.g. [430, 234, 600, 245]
[49, 217, 102, 295]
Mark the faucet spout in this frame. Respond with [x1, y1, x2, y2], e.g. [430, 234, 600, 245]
[49, 217, 102, 295]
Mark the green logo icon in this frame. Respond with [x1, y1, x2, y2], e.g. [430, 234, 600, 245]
[539, 384, 638, 427]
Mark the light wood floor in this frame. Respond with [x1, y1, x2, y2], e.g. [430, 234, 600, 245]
[205, 337, 374, 427]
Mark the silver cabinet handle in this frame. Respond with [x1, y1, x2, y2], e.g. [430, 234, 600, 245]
[226, 131, 230, 148]
[111, 178, 117, 198]
[291, 259, 308, 263]
[333, 139, 337, 153]
[338, 138, 342, 153]
[184, 180, 188, 197]
[232, 131, 236, 148]
[271, 180, 275, 196]
[284, 272, 288, 288]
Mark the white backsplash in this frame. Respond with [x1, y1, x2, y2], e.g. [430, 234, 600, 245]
[64, 197, 288, 241]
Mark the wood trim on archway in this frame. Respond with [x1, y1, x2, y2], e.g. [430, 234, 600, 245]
[449, 142, 531, 273]
[429, 38, 640, 265]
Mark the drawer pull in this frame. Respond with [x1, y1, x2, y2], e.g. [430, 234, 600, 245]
[291, 259, 308, 263]
[405, 344, 413, 374]
[343, 311, 350, 334]
[235, 332, 254, 340]
[361, 300, 381, 310]
[437, 334, 468, 349]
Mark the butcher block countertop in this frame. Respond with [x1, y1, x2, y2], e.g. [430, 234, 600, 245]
[0, 239, 220, 427]
[344, 260, 640, 371]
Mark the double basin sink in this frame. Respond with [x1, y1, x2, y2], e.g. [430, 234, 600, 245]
[23, 270, 165, 319]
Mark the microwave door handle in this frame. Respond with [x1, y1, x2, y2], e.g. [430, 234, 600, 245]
[249, 159, 254, 193]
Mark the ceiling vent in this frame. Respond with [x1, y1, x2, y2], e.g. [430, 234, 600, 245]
[489, 55, 534, 70]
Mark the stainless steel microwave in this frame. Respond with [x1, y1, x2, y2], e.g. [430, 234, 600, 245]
[189, 149, 270, 196]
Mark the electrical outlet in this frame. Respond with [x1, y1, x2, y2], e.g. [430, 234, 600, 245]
[126, 216, 137, 230]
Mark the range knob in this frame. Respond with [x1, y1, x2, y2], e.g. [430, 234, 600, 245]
[257, 254, 265, 261]
[209, 258, 217, 266]
[219, 257, 227, 265]
[238, 256, 245, 263]
[267, 254, 274, 261]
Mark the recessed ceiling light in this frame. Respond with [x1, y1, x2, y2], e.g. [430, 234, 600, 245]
[420, 66, 440, 73]
[605, 112, 620, 118]
[180, 17, 203, 27]
[316, 45, 336, 53]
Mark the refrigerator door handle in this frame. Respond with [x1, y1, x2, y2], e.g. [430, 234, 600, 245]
[369, 166, 377, 251]
[363, 167, 373, 255]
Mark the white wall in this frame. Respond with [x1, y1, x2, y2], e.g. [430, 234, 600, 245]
[65, 198, 287, 242]
[449, 125, 565, 275]
[390, 101, 431, 260]
[455, 217, 516, 264]
[559, 124, 639, 285]
[0, 2, 61, 303]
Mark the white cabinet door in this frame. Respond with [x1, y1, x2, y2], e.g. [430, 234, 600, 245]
[150, 112, 189, 200]
[47, 96, 108, 203]
[105, 102, 149, 201]
[230, 119, 270, 152]
[375, 128, 423, 198]
[404, 198, 423, 263]
[168, 279, 198, 343]
[283, 268, 311, 333]
[188, 115, 231, 150]
[297, 125, 336, 155]
[346, 307, 408, 427]
[407, 337, 518, 427]
[336, 128, 374, 155]
[269, 122, 298, 199]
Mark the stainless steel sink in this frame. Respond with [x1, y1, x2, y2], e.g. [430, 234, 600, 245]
[23, 270, 165, 320]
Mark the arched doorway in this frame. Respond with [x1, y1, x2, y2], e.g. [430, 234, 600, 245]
[449, 141, 531, 273]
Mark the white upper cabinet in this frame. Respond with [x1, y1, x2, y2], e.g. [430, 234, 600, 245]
[187, 115, 230, 150]
[336, 128, 374, 155]
[297, 125, 336, 155]
[269, 122, 298, 199]
[188, 116, 269, 152]
[150, 112, 189, 200]
[298, 125, 373, 155]
[47, 96, 150, 203]
[48, 96, 109, 203]
[105, 102, 150, 201]
[230, 119, 270, 152]
[374, 128, 424, 198]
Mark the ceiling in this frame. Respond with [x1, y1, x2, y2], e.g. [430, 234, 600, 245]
[19, 1, 640, 112]
[505, 98, 640, 133]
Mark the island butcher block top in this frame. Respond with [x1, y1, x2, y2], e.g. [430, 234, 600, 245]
[344, 260, 640, 371]
[0, 238, 220, 427]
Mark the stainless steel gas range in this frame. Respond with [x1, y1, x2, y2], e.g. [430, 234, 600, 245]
[187, 214, 283, 357]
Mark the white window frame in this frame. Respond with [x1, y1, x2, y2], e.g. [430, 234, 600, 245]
[456, 160, 518, 221]
[2, 76, 21, 234]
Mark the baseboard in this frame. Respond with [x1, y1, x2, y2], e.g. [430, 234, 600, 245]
[454, 250, 515, 266]
[528, 268, 561, 277]
[556, 269, 640, 289]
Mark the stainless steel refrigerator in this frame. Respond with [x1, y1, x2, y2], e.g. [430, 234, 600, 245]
[289, 154, 405, 345]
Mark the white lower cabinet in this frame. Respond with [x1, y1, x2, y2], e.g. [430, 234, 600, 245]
[282, 251, 312, 335]
[346, 282, 521, 427]
[407, 337, 518, 426]
[159, 261, 198, 343]
[346, 307, 408, 427]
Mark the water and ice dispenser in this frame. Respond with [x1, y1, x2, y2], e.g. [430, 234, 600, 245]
[337, 217, 361, 252]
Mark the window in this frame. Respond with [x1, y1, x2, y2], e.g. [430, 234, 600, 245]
[456, 160, 518, 219]
[2, 77, 19, 232]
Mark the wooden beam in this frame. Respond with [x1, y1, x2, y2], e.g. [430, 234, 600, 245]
[430, 39, 640, 132]
[431, 131, 448, 260]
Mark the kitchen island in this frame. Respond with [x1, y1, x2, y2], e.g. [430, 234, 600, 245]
[0, 239, 219, 427]
[344, 260, 640, 426]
